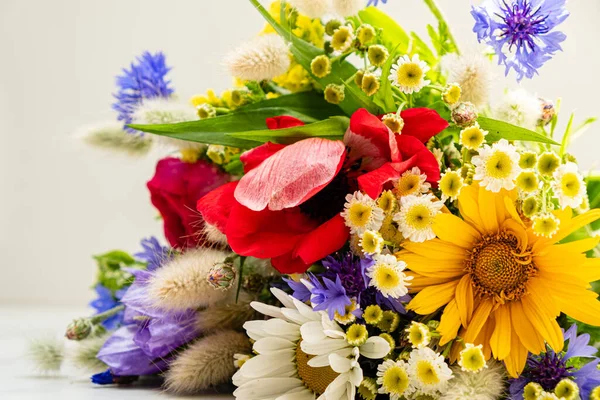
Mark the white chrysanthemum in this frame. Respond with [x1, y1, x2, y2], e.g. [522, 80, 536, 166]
[366, 254, 412, 298]
[331, 0, 363, 17]
[394, 167, 431, 197]
[551, 162, 587, 209]
[288, 0, 331, 18]
[341, 191, 385, 235]
[440, 361, 505, 400]
[405, 321, 430, 349]
[408, 347, 453, 395]
[494, 88, 542, 130]
[300, 313, 391, 399]
[441, 51, 493, 107]
[377, 359, 413, 399]
[389, 54, 430, 94]
[359, 230, 384, 255]
[393, 194, 444, 242]
[224, 35, 291, 81]
[457, 343, 487, 373]
[472, 139, 521, 192]
[331, 25, 355, 53]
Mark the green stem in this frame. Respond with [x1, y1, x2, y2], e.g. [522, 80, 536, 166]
[90, 305, 125, 324]
[422, 0, 461, 55]
[236, 256, 247, 303]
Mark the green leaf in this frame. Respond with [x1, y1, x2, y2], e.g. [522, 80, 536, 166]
[586, 173, 600, 231]
[410, 32, 437, 66]
[227, 117, 349, 144]
[478, 117, 560, 145]
[93, 250, 143, 293]
[373, 45, 400, 113]
[358, 7, 409, 53]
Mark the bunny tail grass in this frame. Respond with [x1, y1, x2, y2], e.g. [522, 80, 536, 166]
[28, 337, 65, 373]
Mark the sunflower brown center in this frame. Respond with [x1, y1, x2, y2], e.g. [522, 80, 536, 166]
[295, 341, 339, 395]
[466, 231, 537, 302]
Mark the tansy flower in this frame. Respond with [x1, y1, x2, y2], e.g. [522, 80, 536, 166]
[537, 391, 560, 400]
[552, 162, 586, 209]
[378, 310, 400, 332]
[523, 382, 544, 399]
[537, 152, 561, 176]
[368, 45, 389, 67]
[310, 55, 331, 78]
[377, 359, 413, 399]
[378, 190, 397, 213]
[394, 194, 444, 243]
[359, 230, 384, 255]
[516, 170, 539, 193]
[361, 72, 380, 96]
[472, 139, 521, 192]
[531, 213, 560, 238]
[522, 195, 540, 218]
[439, 170, 464, 202]
[324, 83, 345, 104]
[394, 167, 431, 197]
[408, 347, 453, 395]
[402, 182, 600, 377]
[346, 324, 369, 346]
[459, 122, 488, 150]
[443, 83, 462, 106]
[341, 191, 385, 235]
[331, 25, 355, 53]
[358, 377, 378, 400]
[519, 151, 538, 169]
[363, 304, 384, 325]
[382, 113, 404, 133]
[405, 321, 431, 349]
[366, 254, 412, 298]
[389, 54, 430, 94]
[554, 378, 579, 400]
[458, 343, 487, 373]
[357, 24, 376, 46]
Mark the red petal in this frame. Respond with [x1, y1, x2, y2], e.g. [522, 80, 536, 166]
[266, 116, 305, 130]
[358, 160, 415, 198]
[396, 134, 440, 186]
[196, 181, 239, 233]
[240, 142, 287, 173]
[400, 108, 449, 143]
[294, 214, 349, 266]
[234, 138, 346, 211]
[345, 108, 399, 169]
[271, 253, 311, 274]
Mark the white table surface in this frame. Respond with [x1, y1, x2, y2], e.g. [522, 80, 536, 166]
[0, 306, 234, 399]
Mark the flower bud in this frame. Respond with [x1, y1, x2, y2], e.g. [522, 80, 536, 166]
[382, 113, 404, 133]
[442, 83, 462, 106]
[367, 45, 388, 67]
[356, 24, 376, 47]
[324, 84, 345, 104]
[196, 103, 216, 119]
[65, 318, 93, 341]
[538, 98, 556, 126]
[361, 72, 380, 96]
[354, 70, 365, 87]
[310, 55, 332, 78]
[325, 19, 343, 36]
[207, 262, 237, 291]
[451, 101, 478, 128]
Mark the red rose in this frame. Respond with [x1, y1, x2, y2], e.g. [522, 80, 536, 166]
[147, 157, 230, 249]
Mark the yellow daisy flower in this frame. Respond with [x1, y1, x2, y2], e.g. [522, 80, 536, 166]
[401, 182, 600, 378]
[458, 343, 487, 373]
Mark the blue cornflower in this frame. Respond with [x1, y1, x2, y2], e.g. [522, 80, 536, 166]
[112, 51, 174, 129]
[284, 277, 312, 303]
[471, 0, 569, 81]
[89, 284, 126, 330]
[134, 236, 172, 271]
[367, 0, 387, 6]
[509, 324, 600, 399]
[310, 275, 352, 320]
[91, 369, 115, 385]
[321, 252, 371, 299]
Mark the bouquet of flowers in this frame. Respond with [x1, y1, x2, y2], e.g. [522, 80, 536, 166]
[30, 0, 600, 399]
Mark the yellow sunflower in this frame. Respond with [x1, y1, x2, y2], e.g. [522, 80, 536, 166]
[399, 183, 600, 377]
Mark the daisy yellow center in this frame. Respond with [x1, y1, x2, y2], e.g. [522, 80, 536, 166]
[532, 215, 559, 238]
[440, 172, 463, 198]
[460, 347, 486, 372]
[560, 172, 581, 197]
[361, 231, 383, 254]
[373, 265, 401, 290]
[346, 324, 369, 346]
[416, 360, 440, 385]
[347, 203, 373, 228]
[554, 379, 578, 400]
[397, 63, 424, 88]
[467, 231, 536, 301]
[378, 191, 396, 213]
[295, 341, 339, 395]
[523, 382, 543, 400]
[485, 151, 514, 179]
[461, 126, 485, 148]
[396, 174, 422, 196]
[404, 204, 433, 230]
[382, 365, 410, 394]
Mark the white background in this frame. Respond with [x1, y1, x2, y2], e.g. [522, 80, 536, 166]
[1, 0, 599, 308]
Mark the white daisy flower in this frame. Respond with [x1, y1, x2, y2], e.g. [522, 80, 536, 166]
[388, 54, 430, 94]
[359, 230, 384, 255]
[393, 194, 444, 242]
[405, 321, 431, 349]
[551, 162, 586, 209]
[341, 191, 385, 235]
[366, 254, 412, 298]
[394, 167, 431, 197]
[408, 347, 453, 395]
[377, 359, 413, 399]
[472, 139, 521, 192]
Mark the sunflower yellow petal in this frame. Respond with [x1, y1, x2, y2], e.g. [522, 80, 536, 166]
[510, 301, 546, 354]
[399, 253, 465, 278]
[553, 209, 600, 243]
[555, 289, 600, 326]
[438, 299, 462, 346]
[406, 273, 457, 292]
[399, 239, 468, 260]
[504, 326, 528, 378]
[478, 187, 500, 233]
[455, 275, 474, 328]
[463, 298, 493, 344]
[521, 295, 563, 353]
[407, 280, 460, 314]
[433, 214, 481, 248]
[489, 306, 511, 360]
[457, 184, 485, 232]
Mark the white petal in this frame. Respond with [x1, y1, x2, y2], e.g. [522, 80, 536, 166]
[238, 354, 295, 379]
[275, 387, 316, 400]
[254, 337, 296, 354]
[252, 301, 285, 319]
[281, 308, 311, 325]
[308, 348, 353, 368]
[234, 377, 304, 399]
[301, 338, 348, 356]
[300, 321, 327, 343]
[328, 353, 352, 374]
[348, 367, 363, 387]
[293, 298, 322, 321]
[271, 287, 296, 309]
[244, 320, 269, 341]
[359, 336, 391, 359]
[263, 319, 301, 341]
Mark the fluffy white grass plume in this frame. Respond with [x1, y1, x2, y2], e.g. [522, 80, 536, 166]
[63, 333, 109, 374]
[147, 248, 234, 311]
[440, 361, 506, 400]
[494, 88, 542, 130]
[28, 337, 64, 373]
[331, 0, 363, 16]
[288, 0, 330, 18]
[131, 97, 204, 152]
[442, 51, 493, 107]
[78, 121, 153, 155]
[224, 35, 291, 81]
[195, 292, 256, 334]
[164, 330, 251, 394]
[200, 222, 229, 249]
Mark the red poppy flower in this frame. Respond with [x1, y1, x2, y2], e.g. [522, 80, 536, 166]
[197, 110, 447, 273]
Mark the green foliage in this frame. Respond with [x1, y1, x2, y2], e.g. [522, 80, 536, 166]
[227, 117, 349, 144]
[373, 45, 400, 113]
[478, 117, 560, 145]
[427, 21, 458, 58]
[358, 7, 410, 54]
[94, 250, 144, 292]
[586, 173, 600, 231]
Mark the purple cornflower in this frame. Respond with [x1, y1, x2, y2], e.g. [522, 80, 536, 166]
[89, 284, 126, 330]
[284, 277, 312, 302]
[509, 324, 600, 399]
[310, 275, 352, 320]
[112, 51, 174, 130]
[367, 0, 387, 6]
[471, 0, 569, 81]
[134, 237, 172, 271]
[91, 369, 115, 385]
[321, 252, 371, 299]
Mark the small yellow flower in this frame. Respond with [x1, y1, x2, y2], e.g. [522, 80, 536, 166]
[377, 360, 411, 397]
[294, 15, 325, 48]
[341, 191, 385, 234]
[346, 324, 369, 346]
[325, 19, 342, 36]
[389, 54, 430, 94]
[537, 391, 560, 400]
[591, 385, 600, 400]
[458, 343, 487, 373]
[363, 304, 384, 325]
[354, 70, 365, 87]
[310, 55, 331, 78]
[405, 321, 431, 349]
[356, 24, 376, 46]
[522, 196, 541, 218]
[357, 377, 378, 400]
[331, 26, 355, 52]
[334, 299, 361, 325]
[516, 170, 539, 193]
[231, 89, 249, 107]
[532, 213, 560, 238]
[459, 122, 488, 150]
[368, 45, 389, 67]
[265, 92, 280, 99]
[206, 144, 241, 165]
[439, 170, 464, 202]
[361, 72, 380, 96]
[324, 83, 345, 104]
[380, 214, 403, 245]
[523, 382, 543, 400]
[394, 167, 430, 197]
[382, 113, 405, 133]
[519, 151, 538, 169]
[196, 103, 216, 119]
[537, 151, 561, 176]
[359, 230, 384, 255]
[378, 190, 397, 213]
[442, 83, 462, 106]
[554, 378, 579, 400]
[180, 148, 200, 163]
[378, 310, 400, 333]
